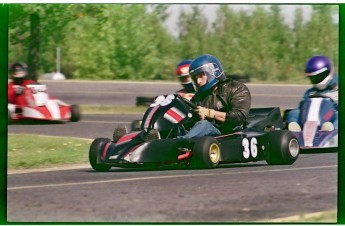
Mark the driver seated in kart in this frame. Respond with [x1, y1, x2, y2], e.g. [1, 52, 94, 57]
[147, 54, 251, 139]
[116, 59, 196, 137]
[8, 62, 37, 106]
[286, 55, 338, 132]
[175, 59, 196, 100]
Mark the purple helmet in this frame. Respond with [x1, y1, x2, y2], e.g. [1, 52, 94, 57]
[305, 55, 333, 90]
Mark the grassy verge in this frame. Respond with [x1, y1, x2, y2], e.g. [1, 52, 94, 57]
[264, 209, 337, 223]
[8, 134, 92, 170]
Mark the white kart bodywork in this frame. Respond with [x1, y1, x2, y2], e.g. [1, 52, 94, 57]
[8, 84, 79, 122]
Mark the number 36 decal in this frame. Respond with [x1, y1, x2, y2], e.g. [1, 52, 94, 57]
[150, 95, 175, 107]
[242, 137, 258, 159]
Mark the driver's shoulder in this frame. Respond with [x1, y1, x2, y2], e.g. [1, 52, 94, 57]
[22, 80, 38, 86]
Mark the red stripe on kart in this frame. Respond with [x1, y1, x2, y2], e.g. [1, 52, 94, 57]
[164, 107, 185, 124]
[215, 132, 243, 138]
[178, 151, 192, 160]
[116, 131, 140, 144]
[60, 106, 70, 119]
[323, 110, 334, 122]
[37, 106, 52, 119]
[101, 142, 111, 161]
[166, 108, 184, 122]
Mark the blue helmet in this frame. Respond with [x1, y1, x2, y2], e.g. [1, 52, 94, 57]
[189, 54, 225, 93]
[176, 59, 195, 92]
[305, 55, 333, 90]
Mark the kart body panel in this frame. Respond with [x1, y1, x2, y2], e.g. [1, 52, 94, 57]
[8, 84, 80, 123]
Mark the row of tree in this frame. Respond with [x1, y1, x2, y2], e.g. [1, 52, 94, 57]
[8, 4, 339, 83]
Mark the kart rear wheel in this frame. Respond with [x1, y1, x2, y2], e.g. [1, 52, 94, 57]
[192, 136, 220, 169]
[89, 138, 112, 172]
[70, 105, 81, 122]
[131, 120, 142, 131]
[266, 130, 299, 165]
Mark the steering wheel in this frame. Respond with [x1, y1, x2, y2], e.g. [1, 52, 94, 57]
[182, 97, 198, 110]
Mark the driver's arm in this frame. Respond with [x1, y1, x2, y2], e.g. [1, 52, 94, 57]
[195, 106, 227, 122]
[196, 82, 251, 126]
[213, 110, 227, 122]
[8, 84, 16, 103]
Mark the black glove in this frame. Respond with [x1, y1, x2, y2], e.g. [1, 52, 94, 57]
[15, 86, 25, 95]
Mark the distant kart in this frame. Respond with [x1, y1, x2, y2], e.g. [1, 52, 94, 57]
[8, 83, 81, 123]
[283, 95, 338, 153]
[89, 94, 299, 171]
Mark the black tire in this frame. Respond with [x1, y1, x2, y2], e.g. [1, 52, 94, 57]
[113, 127, 127, 142]
[266, 130, 299, 165]
[70, 104, 81, 122]
[131, 120, 142, 131]
[89, 138, 112, 172]
[191, 136, 221, 169]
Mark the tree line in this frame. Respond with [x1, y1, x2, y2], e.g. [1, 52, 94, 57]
[8, 4, 339, 83]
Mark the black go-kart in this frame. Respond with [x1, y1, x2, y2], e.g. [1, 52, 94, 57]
[89, 94, 299, 171]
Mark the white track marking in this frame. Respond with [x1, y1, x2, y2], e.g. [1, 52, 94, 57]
[8, 165, 336, 191]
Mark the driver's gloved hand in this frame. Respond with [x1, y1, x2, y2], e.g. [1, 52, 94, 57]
[196, 106, 215, 120]
[15, 86, 25, 95]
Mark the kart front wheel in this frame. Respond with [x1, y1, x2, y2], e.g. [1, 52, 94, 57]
[266, 130, 299, 165]
[70, 104, 81, 122]
[192, 136, 221, 169]
[89, 138, 112, 172]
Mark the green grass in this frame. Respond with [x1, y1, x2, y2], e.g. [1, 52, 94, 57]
[262, 209, 337, 223]
[8, 134, 92, 170]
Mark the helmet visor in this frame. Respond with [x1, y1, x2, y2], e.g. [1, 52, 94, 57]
[308, 70, 330, 85]
[190, 63, 223, 83]
[12, 71, 26, 78]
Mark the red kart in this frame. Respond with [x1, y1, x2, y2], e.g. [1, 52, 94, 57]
[8, 83, 80, 123]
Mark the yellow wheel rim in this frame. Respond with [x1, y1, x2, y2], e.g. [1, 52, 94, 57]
[209, 143, 220, 164]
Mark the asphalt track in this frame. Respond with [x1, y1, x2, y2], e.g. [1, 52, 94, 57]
[7, 81, 338, 223]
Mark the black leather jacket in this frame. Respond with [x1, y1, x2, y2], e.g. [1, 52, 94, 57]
[191, 75, 251, 134]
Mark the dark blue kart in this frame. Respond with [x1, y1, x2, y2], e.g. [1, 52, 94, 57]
[89, 94, 300, 171]
[283, 96, 338, 153]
